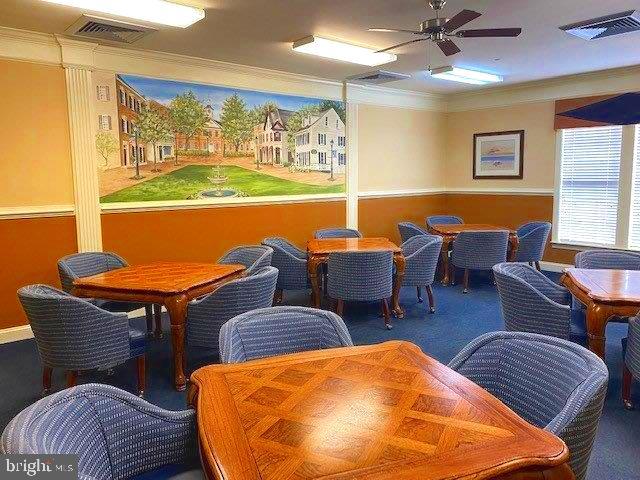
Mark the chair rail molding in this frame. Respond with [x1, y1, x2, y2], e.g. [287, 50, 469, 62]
[59, 36, 102, 252]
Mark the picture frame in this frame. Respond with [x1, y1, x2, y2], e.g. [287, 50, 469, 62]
[473, 130, 524, 179]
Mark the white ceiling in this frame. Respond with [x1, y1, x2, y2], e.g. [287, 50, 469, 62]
[1, 0, 640, 93]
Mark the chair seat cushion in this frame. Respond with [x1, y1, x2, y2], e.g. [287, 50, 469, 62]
[129, 328, 147, 357]
[570, 309, 588, 345]
[131, 465, 203, 480]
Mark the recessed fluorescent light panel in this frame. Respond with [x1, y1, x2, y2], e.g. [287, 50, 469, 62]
[293, 36, 396, 67]
[429, 66, 503, 85]
[41, 0, 205, 28]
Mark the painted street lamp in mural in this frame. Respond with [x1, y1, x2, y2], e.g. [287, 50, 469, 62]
[329, 139, 336, 181]
[131, 125, 144, 180]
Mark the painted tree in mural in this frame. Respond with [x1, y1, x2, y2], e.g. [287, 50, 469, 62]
[249, 101, 278, 169]
[220, 93, 253, 155]
[95, 131, 119, 167]
[318, 100, 346, 123]
[169, 91, 208, 165]
[286, 104, 321, 154]
[138, 104, 171, 172]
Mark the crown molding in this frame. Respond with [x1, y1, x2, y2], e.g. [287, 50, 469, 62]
[56, 35, 98, 69]
[346, 83, 446, 112]
[446, 65, 640, 112]
[0, 26, 60, 65]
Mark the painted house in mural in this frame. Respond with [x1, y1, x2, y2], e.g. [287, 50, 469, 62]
[116, 75, 147, 166]
[93, 71, 120, 168]
[256, 108, 293, 165]
[295, 108, 346, 173]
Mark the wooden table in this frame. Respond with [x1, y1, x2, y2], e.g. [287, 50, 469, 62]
[561, 268, 640, 359]
[73, 262, 245, 391]
[307, 237, 405, 318]
[427, 224, 519, 285]
[188, 341, 572, 480]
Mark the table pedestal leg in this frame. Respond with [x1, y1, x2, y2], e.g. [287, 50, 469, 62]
[392, 254, 406, 319]
[586, 301, 612, 360]
[166, 294, 188, 391]
[308, 257, 323, 308]
[441, 238, 452, 286]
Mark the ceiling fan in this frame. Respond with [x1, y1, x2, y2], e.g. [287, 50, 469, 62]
[369, 0, 522, 57]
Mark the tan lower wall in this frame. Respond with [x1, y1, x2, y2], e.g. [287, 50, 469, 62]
[0, 216, 78, 329]
[444, 193, 577, 264]
[358, 194, 446, 245]
[102, 200, 347, 264]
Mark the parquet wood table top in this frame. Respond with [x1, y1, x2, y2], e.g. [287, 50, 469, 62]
[307, 237, 402, 254]
[189, 341, 569, 480]
[562, 268, 640, 303]
[73, 262, 245, 295]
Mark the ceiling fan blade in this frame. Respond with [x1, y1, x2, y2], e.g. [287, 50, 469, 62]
[376, 38, 426, 53]
[437, 39, 461, 56]
[457, 28, 522, 37]
[369, 28, 423, 34]
[443, 9, 482, 32]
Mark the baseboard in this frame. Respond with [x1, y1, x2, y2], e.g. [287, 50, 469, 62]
[0, 325, 33, 344]
[539, 261, 571, 273]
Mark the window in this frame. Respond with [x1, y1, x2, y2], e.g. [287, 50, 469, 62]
[629, 126, 640, 249]
[325, 117, 328, 127]
[338, 153, 346, 165]
[555, 126, 623, 247]
[319, 152, 326, 164]
[96, 85, 110, 101]
[98, 115, 112, 131]
[119, 89, 125, 105]
[318, 133, 326, 145]
[338, 136, 345, 147]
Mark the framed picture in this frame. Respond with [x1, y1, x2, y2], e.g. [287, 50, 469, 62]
[473, 130, 524, 179]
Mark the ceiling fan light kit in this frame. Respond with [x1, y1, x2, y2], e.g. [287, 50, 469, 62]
[429, 66, 503, 85]
[292, 36, 397, 66]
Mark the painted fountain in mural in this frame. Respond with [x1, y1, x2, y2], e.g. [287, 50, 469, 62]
[200, 164, 237, 198]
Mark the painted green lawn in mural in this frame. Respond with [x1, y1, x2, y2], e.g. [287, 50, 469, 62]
[100, 165, 343, 203]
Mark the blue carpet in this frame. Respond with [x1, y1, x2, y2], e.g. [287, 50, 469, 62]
[0, 271, 638, 479]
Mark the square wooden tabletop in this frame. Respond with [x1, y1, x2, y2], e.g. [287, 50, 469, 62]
[563, 268, 640, 303]
[307, 237, 401, 255]
[72, 262, 245, 295]
[189, 341, 568, 480]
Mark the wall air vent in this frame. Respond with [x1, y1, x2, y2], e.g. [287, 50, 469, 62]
[346, 70, 411, 85]
[65, 15, 157, 44]
[560, 10, 640, 40]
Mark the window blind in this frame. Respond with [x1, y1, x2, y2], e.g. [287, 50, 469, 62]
[628, 126, 640, 249]
[557, 126, 623, 247]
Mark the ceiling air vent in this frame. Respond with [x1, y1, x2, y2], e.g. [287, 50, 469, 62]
[346, 70, 411, 85]
[560, 10, 640, 40]
[65, 15, 157, 44]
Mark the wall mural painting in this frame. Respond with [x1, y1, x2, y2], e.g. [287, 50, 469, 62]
[93, 73, 347, 204]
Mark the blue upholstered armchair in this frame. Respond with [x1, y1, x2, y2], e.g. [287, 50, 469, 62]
[402, 235, 443, 313]
[327, 251, 394, 329]
[426, 215, 463, 229]
[314, 227, 362, 239]
[58, 252, 158, 336]
[451, 230, 509, 293]
[218, 245, 273, 275]
[186, 267, 277, 361]
[262, 237, 308, 302]
[623, 314, 640, 410]
[0, 384, 199, 480]
[449, 332, 608, 480]
[17, 285, 147, 396]
[493, 263, 586, 342]
[219, 306, 353, 363]
[397, 222, 431, 243]
[515, 221, 552, 269]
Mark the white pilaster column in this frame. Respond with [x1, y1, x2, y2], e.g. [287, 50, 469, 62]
[59, 38, 102, 252]
[344, 83, 359, 229]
